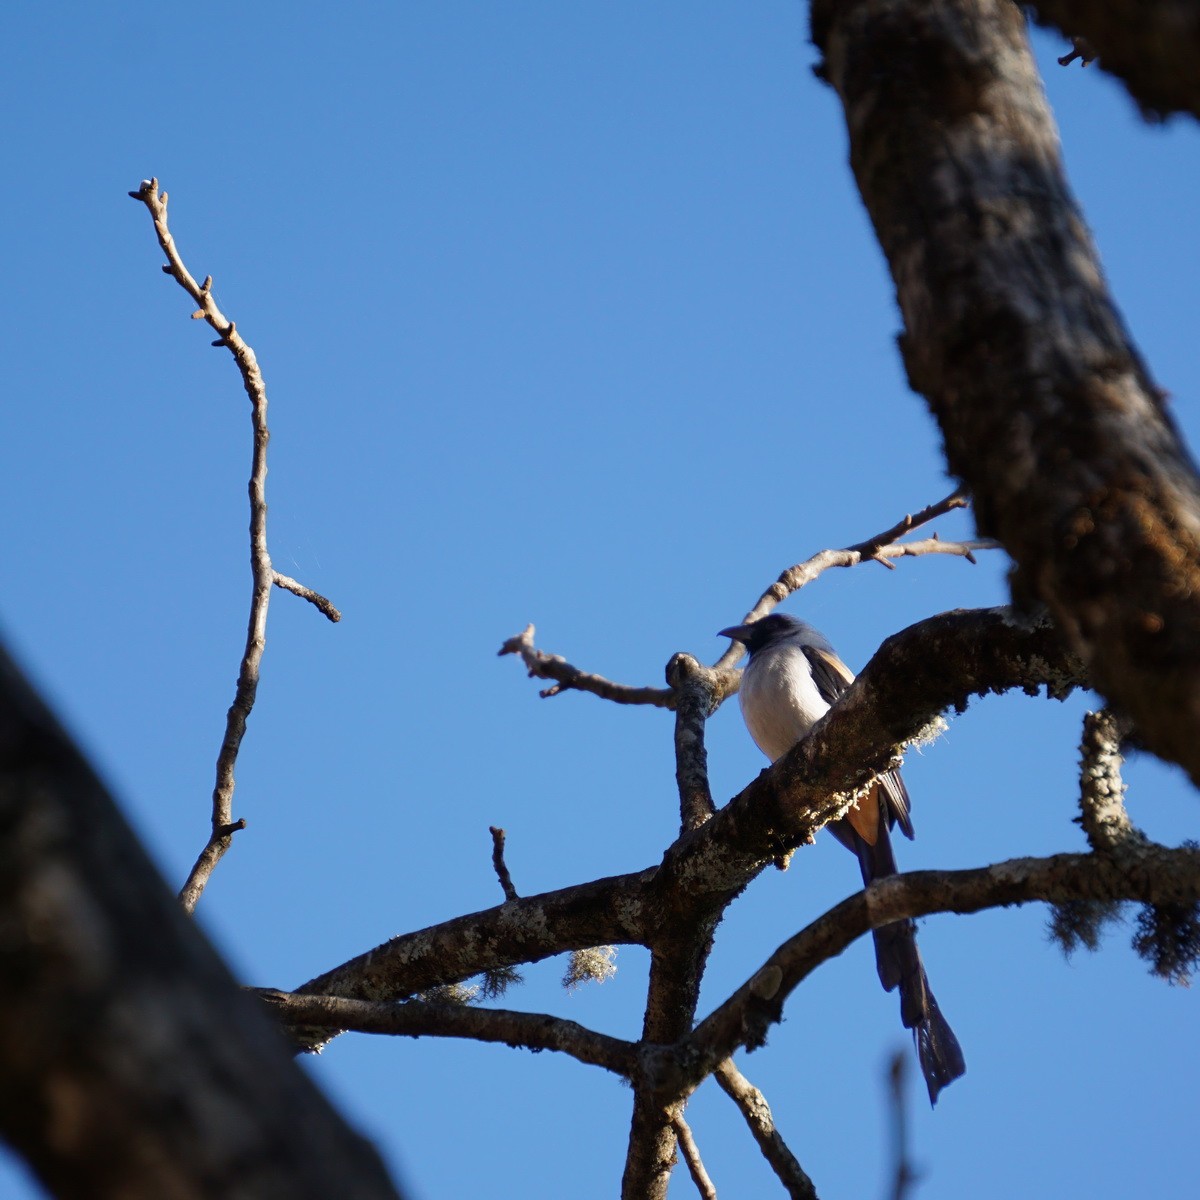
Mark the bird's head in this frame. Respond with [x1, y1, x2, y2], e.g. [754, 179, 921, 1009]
[718, 612, 828, 656]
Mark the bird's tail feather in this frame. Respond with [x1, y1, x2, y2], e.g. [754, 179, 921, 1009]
[834, 814, 966, 1105]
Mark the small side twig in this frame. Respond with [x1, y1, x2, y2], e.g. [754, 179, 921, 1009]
[498, 623, 675, 707]
[489, 826, 519, 901]
[273, 572, 342, 622]
[713, 1060, 817, 1200]
[129, 179, 341, 912]
[673, 1113, 718, 1200]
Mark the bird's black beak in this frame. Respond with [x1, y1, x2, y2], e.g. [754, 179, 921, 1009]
[717, 623, 753, 643]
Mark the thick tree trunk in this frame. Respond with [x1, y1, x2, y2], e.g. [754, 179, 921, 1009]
[0, 648, 405, 1200]
[811, 0, 1200, 785]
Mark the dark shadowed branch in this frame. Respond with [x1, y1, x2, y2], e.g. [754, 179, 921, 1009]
[1030, 1, 1200, 119]
[255, 990, 637, 1076]
[488, 826, 519, 901]
[887, 1052, 918, 1200]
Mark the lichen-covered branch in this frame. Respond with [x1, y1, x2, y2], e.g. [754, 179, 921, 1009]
[622, 930, 717, 1200]
[809, 1, 1200, 787]
[1078, 710, 1141, 852]
[668, 653, 721, 832]
[675, 843, 1200, 1092]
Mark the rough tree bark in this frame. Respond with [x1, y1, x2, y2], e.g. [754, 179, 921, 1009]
[0, 648, 405, 1200]
[811, 0, 1200, 787]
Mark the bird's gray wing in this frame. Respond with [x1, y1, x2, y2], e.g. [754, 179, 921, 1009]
[800, 644, 914, 840]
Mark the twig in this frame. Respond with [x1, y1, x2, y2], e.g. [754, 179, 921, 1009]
[489, 826, 519, 901]
[887, 1052, 918, 1200]
[129, 179, 340, 912]
[672, 1114, 718, 1200]
[713, 1061, 817, 1200]
[273, 572, 342, 622]
[498, 624, 676, 707]
[715, 488, 997, 670]
[256, 990, 637, 1076]
[855, 487, 968, 555]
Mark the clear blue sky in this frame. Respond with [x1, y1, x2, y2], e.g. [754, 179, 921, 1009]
[2, 5, 1198, 1198]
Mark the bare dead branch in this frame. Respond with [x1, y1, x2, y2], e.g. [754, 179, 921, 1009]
[273, 571, 343, 622]
[255, 990, 638, 1077]
[673, 1113, 718, 1200]
[129, 179, 341, 912]
[489, 826, 519, 901]
[504, 493, 998, 699]
[1029, 1, 1200, 119]
[675, 843, 1200, 1092]
[713, 1061, 817, 1200]
[714, 488, 998, 670]
[498, 623, 677, 706]
[809, 2, 1200, 788]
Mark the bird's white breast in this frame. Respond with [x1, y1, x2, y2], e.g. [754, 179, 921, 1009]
[738, 644, 831, 763]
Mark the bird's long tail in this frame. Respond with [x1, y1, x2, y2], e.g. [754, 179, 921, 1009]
[835, 816, 966, 1105]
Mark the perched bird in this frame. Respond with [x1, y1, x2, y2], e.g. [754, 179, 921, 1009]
[718, 612, 965, 1104]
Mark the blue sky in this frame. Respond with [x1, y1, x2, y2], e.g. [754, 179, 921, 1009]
[1, 4, 1198, 1198]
